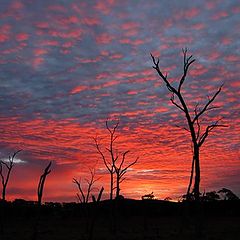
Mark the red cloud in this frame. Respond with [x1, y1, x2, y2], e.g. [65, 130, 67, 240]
[224, 55, 239, 62]
[109, 53, 123, 60]
[16, 33, 29, 41]
[212, 11, 228, 20]
[32, 57, 44, 69]
[34, 49, 48, 56]
[184, 7, 199, 18]
[0, 33, 9, 42]
[119, 38, 145, 46]
[0, 24, 11, 42]
[121, 22, 139, 30]
[70, 85, 88, 94]
[35, 22, 49, 29]
[95, 0, 115, 15]
[39, 40, 59, 47]
[96, 33, 114, 44]
[221, 37, 232, 45]
[82, 17, 100, 26]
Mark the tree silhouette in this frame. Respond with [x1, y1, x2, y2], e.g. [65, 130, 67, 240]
[37, 161, 52, 205]
[151, 49, 227, 201]
[113, 149, 138, 198]
[94, 121, 116, 200]
[0, 150, 21, 201]
[218, 188, 239, 200]
[94, 120, 138, 199]
[73, 168, 100, 203]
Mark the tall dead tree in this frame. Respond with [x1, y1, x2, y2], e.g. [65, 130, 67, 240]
[94, 121, 118, 200]
[37, 161, 52, 205]
[0, 150, 21, 201]
[151, 49, 226, 201]
[94, 120, 138, 199]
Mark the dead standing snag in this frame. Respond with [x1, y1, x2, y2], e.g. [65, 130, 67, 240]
[37, 161, 52, 205]
[0, 150, 22, 201]
[151, 49, 227, 201]
[94, 120, 138, 199]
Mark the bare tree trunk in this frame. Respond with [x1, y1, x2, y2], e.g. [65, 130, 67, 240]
[186, 156, 195, 199]
[116, 174, 120, 198]
[37, 161, 52, 205]
[2, 187, 6, 201]
[193, 147, 200, 201]
[110, 172, 113, 200]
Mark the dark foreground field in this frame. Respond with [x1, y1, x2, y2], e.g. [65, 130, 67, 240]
[0, 199, 240, 240]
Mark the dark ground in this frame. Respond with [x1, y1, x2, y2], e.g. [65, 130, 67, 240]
[0, 199, 240, 240]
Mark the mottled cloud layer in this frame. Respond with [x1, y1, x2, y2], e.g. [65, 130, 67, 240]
[0, 0, 239, 201]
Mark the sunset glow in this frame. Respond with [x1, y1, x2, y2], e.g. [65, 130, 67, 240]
[0, 0, 239, 202]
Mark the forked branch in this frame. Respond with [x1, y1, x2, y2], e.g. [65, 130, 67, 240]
[193, 84, 223, 123]
[198, 120, 227, 147]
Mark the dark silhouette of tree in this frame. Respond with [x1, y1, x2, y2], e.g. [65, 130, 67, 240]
[113, 149, 138, 198]
[204, 191, 220, 201]
[94, 121, 116, 200]
[0, 150, 21, 201]
[37, 161, 52, 205]
[94, 120, 138, 199]
[151, 49, 227, 201]
[73, 168, 100, 203]
[218, 188, 239, 200]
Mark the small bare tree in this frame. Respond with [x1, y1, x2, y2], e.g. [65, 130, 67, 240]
[37, 161, 52, 205]
[0, 150, 21, 201]
[94, 121, 118, 200]
[94, 120, 138, 199]
[114, 150, 138, 198]
[73, 168, 100, 203]
[151, 49, 226, 201]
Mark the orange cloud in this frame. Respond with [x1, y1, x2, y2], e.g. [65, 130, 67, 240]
[70, 85, 88, 94]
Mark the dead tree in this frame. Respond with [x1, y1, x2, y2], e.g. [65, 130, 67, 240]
[0, 150, 21, 201]
[73, 168, 100, 203]
[94, 120, 138, 199]
[37, 161, 52, 205]
[151, 49, 226, 201]
[94, 121, 119, 200]
[113, 150, 138, 198]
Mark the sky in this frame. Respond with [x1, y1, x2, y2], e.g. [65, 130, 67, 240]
[0, 0, 239, 202]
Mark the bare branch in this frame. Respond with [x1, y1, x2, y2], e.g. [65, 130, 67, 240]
[94, 137, 112, 172]
[106, 120, 119, 135]
[193, 84, 223, 123]
[178, 48, 196, 92]
[119, 177, 126, 184]
[150, 53, 178, 94]
[198, 120, 228, 147]
[170, 93, 185, 112]
[119, 150, 130, 171]
[76, 193, 82, 203]
[73, 178, 86, 203]
[120, 157, 139, 177]
[175, 124, 190, 132]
